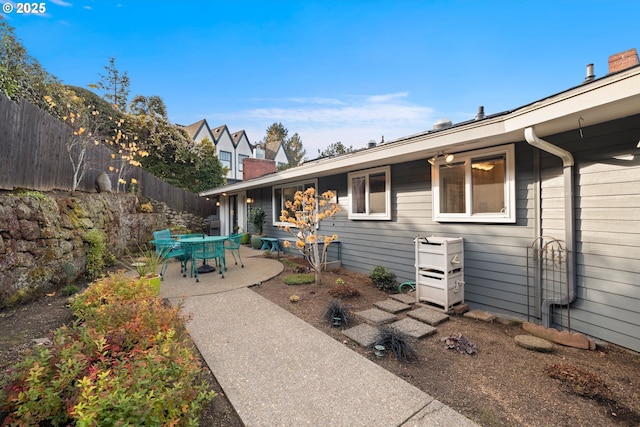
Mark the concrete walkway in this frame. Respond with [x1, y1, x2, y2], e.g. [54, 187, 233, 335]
[160, 246, 477, 426]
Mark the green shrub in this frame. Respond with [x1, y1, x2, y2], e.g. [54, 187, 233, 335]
[283, 273, 316, 285]
[1, 274, 215, 426]
[369, 265, 397, 292]
[83, 229, 107, 280]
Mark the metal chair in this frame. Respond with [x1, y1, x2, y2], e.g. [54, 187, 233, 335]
[225, 234, 244, 268]
[151, 239, 188, 279]
[191, 240, 226, 282]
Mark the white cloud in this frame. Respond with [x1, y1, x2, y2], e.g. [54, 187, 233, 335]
[212, 93, 437, 157]
[49, 0, 72, 6]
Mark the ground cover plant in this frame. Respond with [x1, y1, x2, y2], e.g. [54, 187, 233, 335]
[0, 274, 215, 426]
[3, 256, 640, 426]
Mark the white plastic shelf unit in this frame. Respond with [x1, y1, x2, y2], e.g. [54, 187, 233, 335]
[415, 236, 464, 311]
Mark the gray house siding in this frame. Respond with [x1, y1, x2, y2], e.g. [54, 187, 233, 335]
[530, 115, 640, 351]
[246, 115, 640, 351]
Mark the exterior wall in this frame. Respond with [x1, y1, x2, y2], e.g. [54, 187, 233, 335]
[243, 158, 276, 180]
[193, 125, 214, 144]
[244, 118, 640, 351]
[214, 127, 236, 181]
[273, 146, 289, 169]
[234, 132, 253, 177]
[543, 115, 640, 352]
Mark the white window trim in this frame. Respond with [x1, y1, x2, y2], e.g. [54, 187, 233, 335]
[272, 179, 318, 227]
[347, 165, 391, 220]
[220, 150, 232, 171]
[432, 144, 516, 223]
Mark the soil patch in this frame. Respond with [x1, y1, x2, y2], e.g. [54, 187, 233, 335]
[252, 257, 640, 427]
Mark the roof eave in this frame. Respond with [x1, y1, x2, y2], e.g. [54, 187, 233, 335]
[201, 67, 640, 197]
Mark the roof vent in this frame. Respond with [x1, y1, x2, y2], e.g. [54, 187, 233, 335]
[583, 63, 595, 83]
[368, 139, 376, 148]
[433, 118, 453, 130]
[475, 106, 485, 120]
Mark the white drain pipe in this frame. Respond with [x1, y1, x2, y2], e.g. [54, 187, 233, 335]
[524, 127, 576, 328]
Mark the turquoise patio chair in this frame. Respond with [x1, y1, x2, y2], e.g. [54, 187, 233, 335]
[225, 234, 244, 268]
[191, 240, 226, 282]
[151, 239, 188, 279]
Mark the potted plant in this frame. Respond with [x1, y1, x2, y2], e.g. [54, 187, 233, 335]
[125, 245, 165, 294]
[249, 207, 266, 249]
[237, 227, 251, 245]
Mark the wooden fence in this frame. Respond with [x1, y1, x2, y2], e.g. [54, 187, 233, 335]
[0, 95, 215, 218]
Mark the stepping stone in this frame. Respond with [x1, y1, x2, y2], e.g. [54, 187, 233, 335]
[389, 318, 437, 340]
[342, 324, 380, 347]
[464, 309, 496, 322]
[374, 299, 411, 314]
[354, 308, 397, 326]
[515, 335, 554, 353]
[390, 293, 416, 305]
[408, 307, 450, 326]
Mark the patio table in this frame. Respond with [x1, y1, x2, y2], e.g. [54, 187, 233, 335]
[179, 235, 228, 276]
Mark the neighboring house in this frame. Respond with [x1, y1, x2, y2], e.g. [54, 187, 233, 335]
[201, 49, 640, 352]
[181, 120, 255, 183]
[182, 119, 214, 144]
[231, 130, 254, 177]
[254, 140, 290, 169]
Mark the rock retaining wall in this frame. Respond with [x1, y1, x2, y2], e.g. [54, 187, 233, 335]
[0, 190, 206, 307]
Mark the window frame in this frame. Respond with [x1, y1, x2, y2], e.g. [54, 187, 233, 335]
[432, 144, 516, 223]
[272, 179, 318, 227]
[220, 150, 232, 171]
[347, 165, 392, 220]
[238, 154, 249, 172]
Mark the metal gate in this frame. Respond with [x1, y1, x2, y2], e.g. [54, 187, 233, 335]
[526, 237, 571, 331]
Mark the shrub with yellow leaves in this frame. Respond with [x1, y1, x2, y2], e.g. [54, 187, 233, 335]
[279, 187, 339, 285]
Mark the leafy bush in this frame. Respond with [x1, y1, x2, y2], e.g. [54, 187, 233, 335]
[374, 326, 416, 362]
[322, 299, 352, 327]
[83, 229, 107, 280]
[369, 265, 397, 292]
[283, 273, 316, 285]
[328, 283, 360, 298]
[1, 274, 215, 426]
[249, 207, 266, 235]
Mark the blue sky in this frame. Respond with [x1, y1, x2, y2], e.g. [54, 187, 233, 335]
[3, 0, 639, 156]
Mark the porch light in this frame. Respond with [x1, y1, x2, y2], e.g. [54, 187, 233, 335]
[216, 200, 220, 207]
[246, 197, 254, 204]
[428, 152, 455, 165]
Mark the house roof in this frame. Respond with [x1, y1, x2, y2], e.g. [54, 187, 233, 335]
[201, 64, 640, 197]
[231, 130, 248, 146]
[211, 125, 229, 143]
[181, 119, 209, 140]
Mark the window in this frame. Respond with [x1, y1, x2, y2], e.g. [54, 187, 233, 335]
[238, 154, 249, 172]
[348, 166, 391, 220]
[272, 179, 317, 226]
[432, 144, 515, 223]
[220, 151, 232, 170]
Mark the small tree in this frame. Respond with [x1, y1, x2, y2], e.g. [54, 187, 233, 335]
[279, 188, 339, 284]
[45, 89, 105, 193]
[249, 207, 266, 235]
[92, 56, 130, 111]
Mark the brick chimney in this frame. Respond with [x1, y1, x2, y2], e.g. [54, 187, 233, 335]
[243, 157, 276, 180]
[608, 48, 639, 73]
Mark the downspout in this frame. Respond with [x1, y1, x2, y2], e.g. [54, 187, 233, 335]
[524, 127, 576, 328]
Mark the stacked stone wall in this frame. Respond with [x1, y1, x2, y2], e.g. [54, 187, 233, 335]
[0, 190, 205, 306]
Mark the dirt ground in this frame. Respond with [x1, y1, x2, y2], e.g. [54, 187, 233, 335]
[251, 258, 640, 427]
[1, 258, 639, 427]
